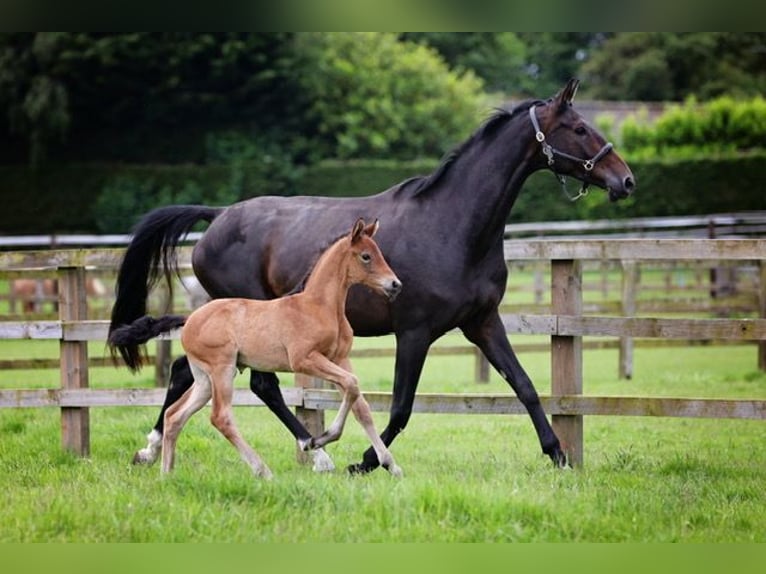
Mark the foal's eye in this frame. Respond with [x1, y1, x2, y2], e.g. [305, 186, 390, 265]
[360, 253, 372, 263]
[574, 125, 587, 136]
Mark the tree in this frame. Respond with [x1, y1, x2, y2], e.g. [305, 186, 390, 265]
[294, 33, 485, 160]
[0, 33, 304, 164]
[401, 33, 529, 94]
[518, 33, 609, 96]
[581, 33, 766, 101]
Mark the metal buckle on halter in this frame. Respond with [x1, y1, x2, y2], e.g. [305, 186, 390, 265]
[583, 159, 594, 171]
[542, 143, 554, 166]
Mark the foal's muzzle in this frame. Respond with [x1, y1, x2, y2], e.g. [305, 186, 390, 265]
[384, 278, 402, 301]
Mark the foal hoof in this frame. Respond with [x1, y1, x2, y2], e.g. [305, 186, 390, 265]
[132, 449, 156, 466]
[383, 463, 403, 478]
[311, 449, 336, 473]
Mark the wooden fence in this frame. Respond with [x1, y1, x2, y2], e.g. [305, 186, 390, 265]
[0, 239, 765, 467]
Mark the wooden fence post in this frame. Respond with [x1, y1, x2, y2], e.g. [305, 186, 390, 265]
[551, 259, 583, 467]
[154, 283, 172, 387]
[59, 266, 90, 457]
[759, 260, 766, 372]
[294, 374, 326, 464]
[474, 348, 490, 384]
[619, 261, 637, 380]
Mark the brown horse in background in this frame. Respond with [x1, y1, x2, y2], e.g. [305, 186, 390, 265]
[108, 219, 403, 478]
[10, 277, 106, 313]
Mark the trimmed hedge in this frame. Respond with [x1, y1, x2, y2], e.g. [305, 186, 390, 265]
[1, 152, 765, 234]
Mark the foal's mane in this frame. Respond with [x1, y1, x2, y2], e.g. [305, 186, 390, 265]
[398, 98, 545, 197]
[285, 229, 351, 296]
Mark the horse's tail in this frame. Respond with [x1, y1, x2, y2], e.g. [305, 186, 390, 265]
[108, 315, 188, 372]
[108, 205, 221, 371]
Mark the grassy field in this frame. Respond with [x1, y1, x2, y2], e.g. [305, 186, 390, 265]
[1, 335, 764, 542]
[1, 265, 763, 542]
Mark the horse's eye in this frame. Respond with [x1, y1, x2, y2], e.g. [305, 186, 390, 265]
[360, 253, 372, 263]
[574, 125, 587, 136]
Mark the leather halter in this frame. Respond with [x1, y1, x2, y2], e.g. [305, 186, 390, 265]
[529, 104, 614, 201]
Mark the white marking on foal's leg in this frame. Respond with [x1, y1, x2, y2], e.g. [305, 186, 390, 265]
[132, 429, 162, 465]
[296, 439, 336, 472]
[311, 448, 336, 473]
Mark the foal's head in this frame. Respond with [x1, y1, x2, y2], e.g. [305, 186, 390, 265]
[347, 218, 402, 301]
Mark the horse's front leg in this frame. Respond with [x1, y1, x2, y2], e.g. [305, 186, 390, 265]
[461, 311, 568, 467]
[248, 369, 334, 473]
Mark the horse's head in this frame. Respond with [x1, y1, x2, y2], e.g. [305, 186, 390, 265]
[348, 218, 402, 301]
[530, 78, 635, 202]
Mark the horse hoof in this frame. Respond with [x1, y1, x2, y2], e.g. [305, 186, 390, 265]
[550, 449, 570, 469]
[346, 462, 374, 476]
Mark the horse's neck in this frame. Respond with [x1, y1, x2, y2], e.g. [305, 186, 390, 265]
[440, 120, 537, 253]
[302, 241, 351, 318]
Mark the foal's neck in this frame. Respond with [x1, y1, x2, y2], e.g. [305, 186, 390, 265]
[302, 240, 353, 316]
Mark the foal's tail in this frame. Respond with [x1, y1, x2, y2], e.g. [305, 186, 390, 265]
[108, 204, 222, 371]
[108, 315, 188, 372]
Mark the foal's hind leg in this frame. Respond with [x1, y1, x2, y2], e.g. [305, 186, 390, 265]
[161, 365, 213, 474]
[134, 356, 194, 465]
[209, 364, 273, 479]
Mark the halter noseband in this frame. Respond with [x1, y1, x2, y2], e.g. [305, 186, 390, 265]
[529, 104, 614, 202]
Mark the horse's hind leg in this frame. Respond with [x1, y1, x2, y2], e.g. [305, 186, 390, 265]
[210, 365, 273, 479]
[134, 356, 194, 465]
[161, 364, 213, 474]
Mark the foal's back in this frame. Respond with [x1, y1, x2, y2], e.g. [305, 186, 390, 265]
[180, 296, 312, 374]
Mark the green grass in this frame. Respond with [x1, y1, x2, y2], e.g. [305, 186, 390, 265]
[1, 337, 764, 542]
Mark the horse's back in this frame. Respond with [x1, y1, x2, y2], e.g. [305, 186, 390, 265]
[192, 194, 388, 301]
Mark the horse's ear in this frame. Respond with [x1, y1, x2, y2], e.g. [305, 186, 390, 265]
[364, 219, 379, 238]
[555, 78, 580, 111]
[351, 218, 365, 244]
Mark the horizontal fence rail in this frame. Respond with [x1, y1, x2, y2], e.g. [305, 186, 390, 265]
[2, 388, 763, 420]
[0, 237, 764, 467]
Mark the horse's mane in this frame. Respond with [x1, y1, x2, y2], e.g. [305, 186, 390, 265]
[399, 98, 545, 197]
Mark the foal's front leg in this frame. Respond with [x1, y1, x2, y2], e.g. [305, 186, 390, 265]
[302, 355, 402, 477]
[296, 352, 361, 448]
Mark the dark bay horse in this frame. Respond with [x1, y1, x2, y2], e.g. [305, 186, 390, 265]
[109, 219, 403, 478]
[109, 79, 635, 472]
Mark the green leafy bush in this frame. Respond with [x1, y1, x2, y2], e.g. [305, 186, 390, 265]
[621, 96, 766, 155]
[294, 33, 485, 160]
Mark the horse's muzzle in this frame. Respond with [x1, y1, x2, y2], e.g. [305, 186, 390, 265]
[608, 174, 636, 202]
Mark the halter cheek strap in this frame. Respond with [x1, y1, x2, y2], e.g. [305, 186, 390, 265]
[529, 105, 614, 201]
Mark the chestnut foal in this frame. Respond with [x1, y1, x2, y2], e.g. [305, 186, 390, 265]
[109, 219, 402, 478]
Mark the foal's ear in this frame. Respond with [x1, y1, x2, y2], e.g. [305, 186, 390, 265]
[555, 78, 580, 111]
[351, 218, 366, 244]
[364, 219, 379, 238]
